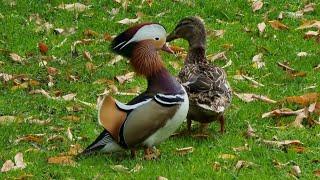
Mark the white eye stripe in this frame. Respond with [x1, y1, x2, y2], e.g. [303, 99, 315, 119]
[118, 24, 166, 49]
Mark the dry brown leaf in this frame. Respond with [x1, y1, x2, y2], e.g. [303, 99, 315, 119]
[257, 22, 266, 33]
[252, 53, 265, 69]
[314, 64, 320, 71]
[83, 29, 99, 38]
[268, 20, 289, 30]
[314, 170, 320, 177]
[66, 127, 73, 141]
[283, 93, 320, 106]
[142, 0, 153, 7]
[241, 75, 264, 87]
[208, 29, 225, 38]
[157, 176, 168, 180]
[297, 52, 308, 57]
[291, 165, 301, 177]
[62, 93, 76, 101]
[291, 108, 308, 128]
[14, 153, 26, 169]
[232, 144, 250, 152]
[83, 51, 93, 61]
[296, 20, 320, 30]
[48, 156, 75, 165]
[47, 135, 65, 142]
[252, 0, 263, 12]
[62, 115, 80, 122]
[175, 147, 194, 155]
[235, 160, 256, 170]
[212, 162, 221, 171]
[58, 3, 89, 12]
[27, 118, 51, 125]
[304, 30, 319, 39]
[108, 55, 123, 65]
[38, 42, 48, 55]
[47, 67, 59, 76]
[301, 3, 316, 13]
[218, 154, 236, 160]
[0, 73, 13, 82]
[262, 108, 304, 118]
[245, 124, 258, 138]
[115, 72, 135, 84]
[0, 116, 16, 124]
[110, 165, 130, 173]
[15, 134, 44, 143]
[208, 51, 227, 62]
[118, 17, 140, 25]
[234, 92, 276, 103]
[277, 62, 295, 71]
[1, 160, 15, 172]
[262, 139, 303, 148]
[86, 62, 96, 72]
[130, 164, 143, 173]
[9, 53, 24, 63]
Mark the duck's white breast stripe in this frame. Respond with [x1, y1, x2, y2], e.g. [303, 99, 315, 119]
[115, 98, 152, 111]
[156, 93, 185, 99]
[154, 96, 182, 105]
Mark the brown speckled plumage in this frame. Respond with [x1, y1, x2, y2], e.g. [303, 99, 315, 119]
[167, 17, 232, 133]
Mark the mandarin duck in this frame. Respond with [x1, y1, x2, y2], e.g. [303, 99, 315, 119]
[81, 23, 189, 158]
[166, 17, 231, 133]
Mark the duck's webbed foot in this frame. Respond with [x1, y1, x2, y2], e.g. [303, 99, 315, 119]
[144, 147, 160, 160]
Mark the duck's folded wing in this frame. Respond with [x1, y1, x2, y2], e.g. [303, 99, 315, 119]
[120, 94, 184, 148]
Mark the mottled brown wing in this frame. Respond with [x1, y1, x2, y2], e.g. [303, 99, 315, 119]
[122, 100, 179, 147]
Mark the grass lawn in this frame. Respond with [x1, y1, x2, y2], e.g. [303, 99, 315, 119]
[1, 0, 320, 179]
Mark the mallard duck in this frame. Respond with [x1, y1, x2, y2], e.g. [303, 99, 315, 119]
[81, 23, 189, 159]
[167, 17, 231, 133]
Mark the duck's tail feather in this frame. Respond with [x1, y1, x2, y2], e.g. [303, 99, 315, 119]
[78, 129, 114, 156]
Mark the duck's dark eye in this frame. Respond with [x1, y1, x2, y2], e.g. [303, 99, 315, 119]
[155, 37, 159, 40]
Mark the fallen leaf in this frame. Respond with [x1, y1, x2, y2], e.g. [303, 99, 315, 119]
[232, 144, 250, 152]
[66, 127, 73, 141]
[241, 75, 264, 87]
[47, 67, 59, 76]
[58, 3, 89, 12]
[104, 32, 114, 41]
[1, 160, 15, 172]
[157, 176, 168, 180]
[291, 108, 308, 128]
[175, 147, 194, 155]
[62, 116, 80, 122]
[108, 55, 123, 65]
[86, 62, 96, 72]
[285, 11, 304, 19]
[0, 73, 13, 82]
[272, 160, 292, 169]
[252, 53, 265, 69]
[93, 78, 114, 85]
[208, 29, 225, 38]
[62, 93, 77, 101]
[27, 118, 51, 125]
[278, 11, 284, 20]
[297, 52, 308, 57]
[268, 20, 289, 30]
[252, 0, 263, 12]
[262, 108, 304, 118]
[304, 30, 319, 39]
[14, 153, 26, 169]
[314, 64, 320, 71]
[212, 162, 221, 171]
[235, 160, 256, 170]
[15, 134, 44, 144]
[277, 62, 295, 71]
[38, 42, 48, 55]
[208, 51, 227, 62]
[47, 135, 65, 142]
[234, 92, 276, 103]
[110, 165, 130, 173]
[83, 29, 99, 38]
[314, 169, 320, 177]
[9, 53, 24, 63]
[0, 116, 16, 124]
[301, 3, 316, 13]
[83, 51, 93, 61]
[218, 154, 236, 160]
[291, 165, 301, 177]
[142, 0, 153, 7]
[48, 156, 75, 165]
[245, 124, 258, 138]
[283, 93, 319, 106]
[117, 17, 139, 25]
[257, 22, 266, 33]
[130, 164, 143, 173]
[115, 72, 135, 84]
[296, 20, 320, 30]
[262, 139, 303, 148]
[54, 28, 64, 34]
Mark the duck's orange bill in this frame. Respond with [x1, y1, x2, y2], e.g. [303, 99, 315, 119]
[161, 43, 174, 54]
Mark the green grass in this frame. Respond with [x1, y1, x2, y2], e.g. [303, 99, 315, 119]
[1, 0, 320, 179]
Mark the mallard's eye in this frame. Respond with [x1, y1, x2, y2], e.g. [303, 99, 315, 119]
[155, 37, 159, 40]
